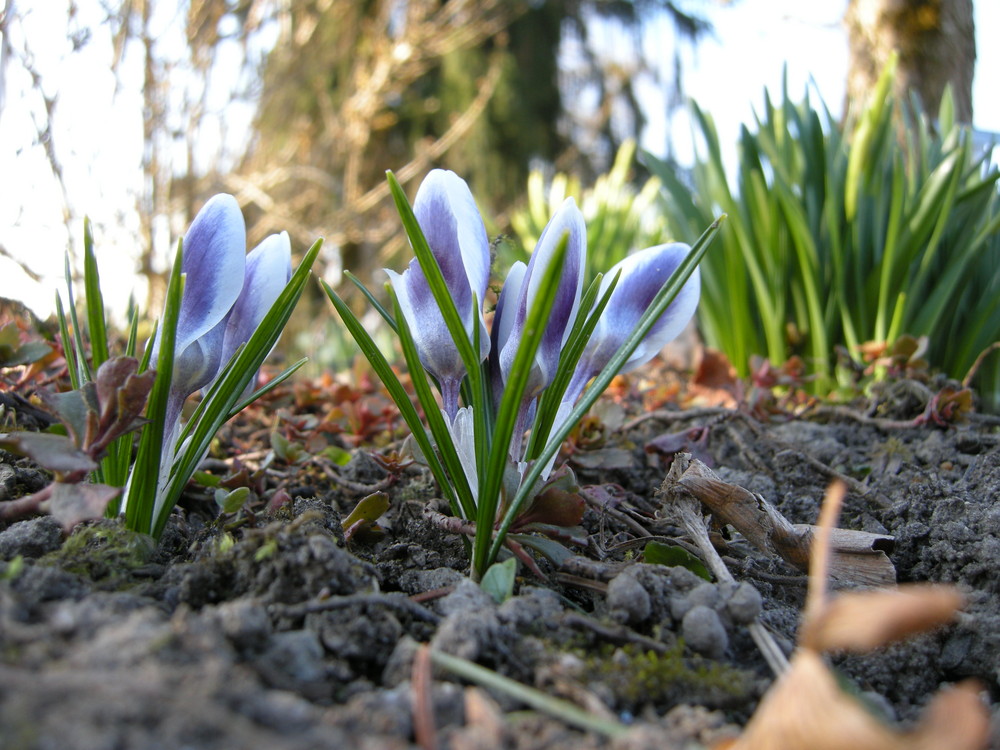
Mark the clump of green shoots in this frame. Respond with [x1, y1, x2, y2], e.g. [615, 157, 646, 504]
[328, 169, 718, 581]
[646, 55, 1000, 406]
[4, 198, 320, 539]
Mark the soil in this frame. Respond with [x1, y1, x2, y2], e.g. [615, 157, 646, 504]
[2, 367, 1000, 749]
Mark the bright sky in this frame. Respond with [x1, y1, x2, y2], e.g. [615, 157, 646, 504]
[1, 0, 996, 321]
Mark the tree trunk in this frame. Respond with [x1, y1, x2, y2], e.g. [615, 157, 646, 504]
[844, 0, 975, 122]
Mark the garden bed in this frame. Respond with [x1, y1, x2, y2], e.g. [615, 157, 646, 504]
[1, 365, 999, 749]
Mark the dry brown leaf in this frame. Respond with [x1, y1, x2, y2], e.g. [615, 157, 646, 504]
[716, 650, 988, 750]
[716, 480, 989, 750]
[799, 584, 964, 653]
[907, 680, 991, 750]
[718, 649, 899, 750]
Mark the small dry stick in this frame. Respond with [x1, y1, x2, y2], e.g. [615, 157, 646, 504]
[412, 644, 438, 750]
[803, 480, 845, 628]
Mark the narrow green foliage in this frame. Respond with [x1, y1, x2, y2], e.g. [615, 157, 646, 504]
[340, 170, 719, 581]
[430, 649, 629, 739]
[324, 280, 462, 515]
[488, 217, 723, 567]
[147, 238, 322, 538]
[82, 218, 110, 370]
[473, 234, 568, 578]
[645, 61, 1000, 403]
[124, 239, 182, 533]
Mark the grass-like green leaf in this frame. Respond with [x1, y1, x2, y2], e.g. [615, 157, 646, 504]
[472, 233, 569, 579]
[324, 280, 460, 515]
[124, 238, 182, 535]
[488, 217, 723, 567]
[149, 239, 322, 538]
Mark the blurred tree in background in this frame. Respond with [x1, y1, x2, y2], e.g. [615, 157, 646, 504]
[845, 0, 975, 122]
[229, 0, 711, 281]
[0, 0, 982, 371]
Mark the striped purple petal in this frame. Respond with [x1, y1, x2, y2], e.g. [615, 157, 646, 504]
[569, 242, 699, 398]
[174, 194, 246, 355]
[499, 198, 586, 395]
[220, 231, 293, 369]
[387, 170, 491, 415]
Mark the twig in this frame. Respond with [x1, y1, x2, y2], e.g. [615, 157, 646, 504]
[962, 341, 1000, 388]
[269, 592, 440, 624]
[412, 645, 438, 750]
[621, 406, 734, 432]
[807, 404, 929, 431]
[581, 487, 652, 538]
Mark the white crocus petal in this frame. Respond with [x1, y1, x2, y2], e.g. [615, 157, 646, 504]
[386, 262, 465, 388]
[499, 198, 586, 394]
[387, 171, 491, 419]
[568, 242, 699, 401]
[150, 194, 246, 399]
[540, 399, 576, 480]
[173, 194, 247, 357]
[491, 260, 526, 354]
[604, 243, 699, 374]
[415, 170, 491, 331]
[219, 231, 293, 369]
[446, 405, 479, 499]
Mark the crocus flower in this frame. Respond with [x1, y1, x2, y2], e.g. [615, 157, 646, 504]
[386, 169, 491, 418]
[495, 197, 586, 398]
[218, 231, 293, 398]
[151, 194, 246, 436]
[151, 194, 292, 438]
[565, 242, 699, 403]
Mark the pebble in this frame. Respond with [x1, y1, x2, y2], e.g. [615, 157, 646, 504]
[0, 516, 63, 560]
[726, 582, 763, 624]
[607, 567, 652, 624]
[682, 605, 729, 659]
[437, 577, 495, 617]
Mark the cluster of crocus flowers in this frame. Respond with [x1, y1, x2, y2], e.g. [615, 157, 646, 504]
[134, 194, 292, 524]
[389, 169, 700, 493]
[151, 194, 292, 441]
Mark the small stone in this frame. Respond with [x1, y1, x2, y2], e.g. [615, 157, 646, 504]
[607, 568, 652, 624]
[687, 582, 720, 609]
[726, 582, 762, 624]
[670, 581, 718, 621]
[682, 605, 728, 659]
[381, 635, 419, 687]
[216, 598, 272, 651]
[430, 609, 501, 662]
[254, 629, 331, 701]
[0, 516, 63, 560]
[498, 585, 563, 628]
[438, 577, 495, 617]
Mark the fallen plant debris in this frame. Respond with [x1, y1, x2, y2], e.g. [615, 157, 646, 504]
[714, 482, 989, 750]
[659, 453, 896, 587]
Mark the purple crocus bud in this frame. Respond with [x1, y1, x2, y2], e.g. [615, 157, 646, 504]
[151, 194, 246, 430]
[566, 242, 699, 401]
[498, 198, 586, 397]
[219, 231, 293, 381]
[386, 169, 491, 418]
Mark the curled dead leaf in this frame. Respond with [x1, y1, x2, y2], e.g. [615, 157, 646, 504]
[715, 650, 987, 750]
[799, 584, 964, 653]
